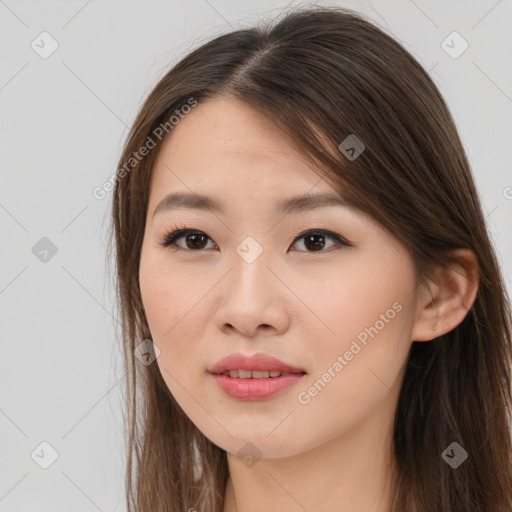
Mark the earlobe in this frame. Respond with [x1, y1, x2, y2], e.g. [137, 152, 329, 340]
[411, 249, 479, 342]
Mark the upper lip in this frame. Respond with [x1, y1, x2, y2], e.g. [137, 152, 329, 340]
[209, 353, 306, 375]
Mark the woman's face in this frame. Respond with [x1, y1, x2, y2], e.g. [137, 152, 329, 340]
[139, 95, 422, 459]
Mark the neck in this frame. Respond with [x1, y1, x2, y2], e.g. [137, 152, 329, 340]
[222, 410, 398, 512]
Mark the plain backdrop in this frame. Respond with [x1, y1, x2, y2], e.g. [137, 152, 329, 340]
[1, 0, 511, 510]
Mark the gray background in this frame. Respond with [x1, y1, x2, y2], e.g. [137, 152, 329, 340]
[1, 0, 511, 510]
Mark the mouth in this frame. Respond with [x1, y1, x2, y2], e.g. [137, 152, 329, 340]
[208, 352, 307, 377]
[210, 371, 307, 400]
[214, 369, 306, 379]
[208, 353, 307, 400]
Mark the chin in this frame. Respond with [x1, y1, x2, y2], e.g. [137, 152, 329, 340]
[202, 428, 308, 461]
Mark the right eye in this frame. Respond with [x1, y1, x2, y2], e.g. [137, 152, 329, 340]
[160, 227, 216, 251]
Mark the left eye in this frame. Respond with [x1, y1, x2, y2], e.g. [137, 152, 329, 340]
[160, 228, 350, 252]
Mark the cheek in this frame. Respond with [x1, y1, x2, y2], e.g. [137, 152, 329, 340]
[299, 259, 413, 403]
[140, 269, 206, 414]
[139, 258, 206, 369]
[140, 253, 206, 332]
[303, 258, 406, 346]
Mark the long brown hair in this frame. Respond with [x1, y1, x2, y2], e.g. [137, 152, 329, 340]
[108, 6, 512, 511]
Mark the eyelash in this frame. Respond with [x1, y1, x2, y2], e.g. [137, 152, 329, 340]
[159, 223, 351, 253]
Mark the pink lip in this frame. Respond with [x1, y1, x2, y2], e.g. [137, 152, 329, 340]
[211, 373, 306, 400]
[208, 352, 306, 375]
[208, 352, 307, 401]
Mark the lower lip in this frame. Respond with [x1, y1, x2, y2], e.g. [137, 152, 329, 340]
[210, 372, 306, 400]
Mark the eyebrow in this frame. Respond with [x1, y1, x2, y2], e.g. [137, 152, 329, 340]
[153, 191, 353, 219]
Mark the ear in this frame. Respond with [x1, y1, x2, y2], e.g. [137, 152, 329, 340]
[411, 249, 480, 342]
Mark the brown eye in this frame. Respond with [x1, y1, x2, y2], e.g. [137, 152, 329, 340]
[181, 232, 211, 250]
[162, 229, 215, 250]
[291, 230, 349, 252]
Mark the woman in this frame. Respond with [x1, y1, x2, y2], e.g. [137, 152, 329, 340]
[109, 6, 512, 511]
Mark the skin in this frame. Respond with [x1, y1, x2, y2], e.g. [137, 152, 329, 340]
[139, 95, 479, 511]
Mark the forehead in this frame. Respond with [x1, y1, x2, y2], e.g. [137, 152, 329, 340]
[150, 95, 334, 196]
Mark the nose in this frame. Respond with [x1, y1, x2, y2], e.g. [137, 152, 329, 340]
[213, 248, 290, 338]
